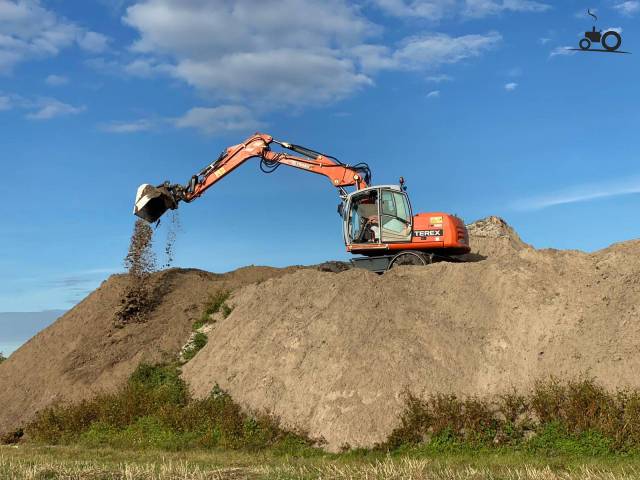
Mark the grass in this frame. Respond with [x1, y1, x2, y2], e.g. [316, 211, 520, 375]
[182, 333, 209, 361]
[194, 291, 232, 331]
[3, 445, 640, 479]
[183, 291, 234, 361]
[18, 365, 640, 478]
[24, 368, 640, 458]
[0, 352, 5, 364]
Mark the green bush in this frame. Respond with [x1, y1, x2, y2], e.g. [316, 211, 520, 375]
[182, 332, 208, 361]
[221, 303, 233, 318]
[200, 290, 231, 323]
[27, 363, 311, 453]
[381, 378, 640, 455]
[0, 352, 6, 364]
[190, 290, 233, 335]
[28, 366, 640, 456]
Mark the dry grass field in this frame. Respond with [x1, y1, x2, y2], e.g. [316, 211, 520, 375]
[3, 445, 640, 480]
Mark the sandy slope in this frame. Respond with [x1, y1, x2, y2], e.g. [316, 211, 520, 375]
[182, 219, 640, 449]
[0, 266, 300, 436]
[2, 217, 639, 451]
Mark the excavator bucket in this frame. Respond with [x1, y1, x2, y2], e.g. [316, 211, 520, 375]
[133, 184, 178, 223]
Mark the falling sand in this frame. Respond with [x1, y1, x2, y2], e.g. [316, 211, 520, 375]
[114, 219, 157, 326]
[115, 214, 181, 326]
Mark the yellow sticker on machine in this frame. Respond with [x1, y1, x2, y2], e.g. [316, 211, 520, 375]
[214, 167, 226, 177]
[430, 216, 443, 224]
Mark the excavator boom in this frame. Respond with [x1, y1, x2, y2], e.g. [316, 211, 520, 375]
[134, 133, 370, 223]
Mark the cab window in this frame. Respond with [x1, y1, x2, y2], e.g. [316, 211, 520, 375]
[347, 190, 380, 244]
[381, 190, 412, 242]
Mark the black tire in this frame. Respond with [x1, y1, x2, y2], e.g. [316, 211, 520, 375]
[388, 251, 433, 270]
[579, 38, 591, 50]
[602, 31, 622, 51]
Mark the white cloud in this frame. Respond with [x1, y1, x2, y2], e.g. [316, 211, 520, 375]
[614, 1, 639, 16]
[0, 0, 111, 73]
[97, 0, 130, 14]
[45, 74, 68, 86]
[122, 0, 500, 109]
[514, 176, 640, 210]
[355, 31, 502, 72]
[372, 0, 550, 19]
[506, 66, 522, 77]
[504, 82, 518, 91]
[102, 106, 262, 136]
[123, 0, 375, 107]
[26, 98, 85, 120]
[373, 0, 456, 20]
[84, 57, 120, 75]
[462, 0, 551, 18]
[77, 31, 109, 53]
[113, 0, 504, 132]
[396, 31, 502, 68]
[0, 95, 12, 110]
[549, 46, 576, 58]
[605, 26, 623, 34]
[100, 118, 157, 133]
[539, 37, 551, 45]
[174, 105, 263, 135]
[426, 73, 453, 82]
[173, 50, 372, 106]
[426, 90, 440, 98]
[123, 58, 171, 77]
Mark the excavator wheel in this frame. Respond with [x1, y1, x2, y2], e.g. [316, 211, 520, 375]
[387, 251, 433, 270]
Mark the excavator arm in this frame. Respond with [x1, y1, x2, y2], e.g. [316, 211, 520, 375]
[134, 132, 371, 223]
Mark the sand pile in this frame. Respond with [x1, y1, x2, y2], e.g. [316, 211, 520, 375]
[1, 216, 639, 450]
[464, 215, 530, 258]
[0, 266, 301, 436]
[181, 226, 640, 450]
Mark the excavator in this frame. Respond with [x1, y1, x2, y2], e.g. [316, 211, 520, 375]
[133, 132, 470, 272]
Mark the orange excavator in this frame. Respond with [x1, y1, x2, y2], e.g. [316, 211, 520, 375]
[133, 132, 470, 272]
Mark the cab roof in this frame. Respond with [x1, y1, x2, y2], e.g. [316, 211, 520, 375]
[346, 185, 403, 200]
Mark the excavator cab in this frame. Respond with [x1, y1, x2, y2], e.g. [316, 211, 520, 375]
[343, 185, 413, 247]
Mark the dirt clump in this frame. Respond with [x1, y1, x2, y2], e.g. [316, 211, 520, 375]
[464, 215, 530, 259]
[315, 261, 352, 273]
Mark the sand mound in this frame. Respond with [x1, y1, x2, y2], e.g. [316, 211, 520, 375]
[181, 226, 640, 450]
[464, 215, 530, 258]
[2, 216, 639, 451]
[0, 266, 300, 436]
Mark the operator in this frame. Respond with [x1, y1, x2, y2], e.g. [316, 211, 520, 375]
[368, 216, 380, 242]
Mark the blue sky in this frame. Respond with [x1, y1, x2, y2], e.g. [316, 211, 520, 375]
[0, 0, 639, 313]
